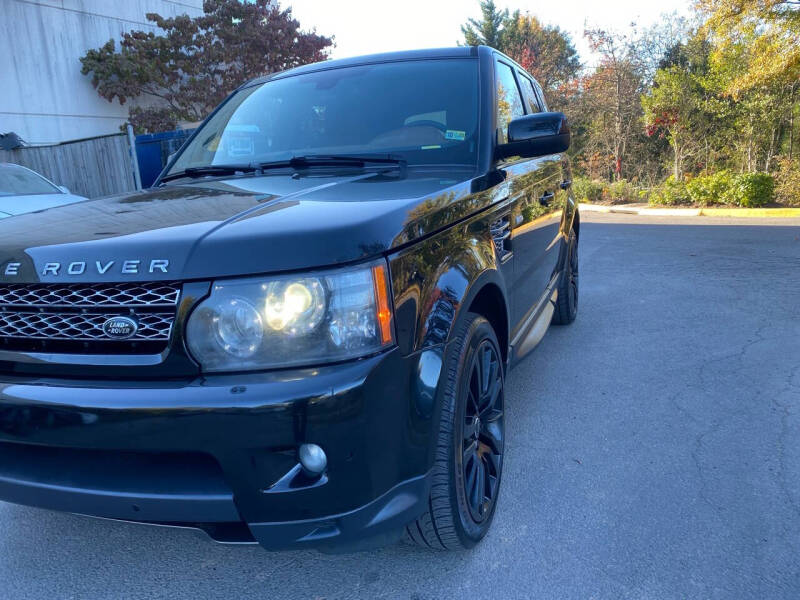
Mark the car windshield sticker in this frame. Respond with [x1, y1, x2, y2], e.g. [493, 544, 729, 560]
[445, 130, 466, 141]
[421, 145, 442, 150]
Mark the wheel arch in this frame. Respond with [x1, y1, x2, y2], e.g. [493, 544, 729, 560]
[465, 281, 509, 367]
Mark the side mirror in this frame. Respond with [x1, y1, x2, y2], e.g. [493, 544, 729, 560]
[496, 112, 570, 160]
[57, 185, 70, 194]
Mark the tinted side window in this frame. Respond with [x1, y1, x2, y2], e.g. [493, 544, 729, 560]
[518, 74, 542, 114]
[495, 61, 524, 144]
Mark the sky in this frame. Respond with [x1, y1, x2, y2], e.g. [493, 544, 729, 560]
[287, 0, 692, 66]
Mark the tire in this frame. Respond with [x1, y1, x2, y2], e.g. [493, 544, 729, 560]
[552, 227, 578, 325]
[405, 313, 505, 550]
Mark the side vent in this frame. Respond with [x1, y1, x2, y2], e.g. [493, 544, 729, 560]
[490, 215, 512, 260]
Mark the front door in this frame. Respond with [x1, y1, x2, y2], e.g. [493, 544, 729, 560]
[493, 58, 564, 339]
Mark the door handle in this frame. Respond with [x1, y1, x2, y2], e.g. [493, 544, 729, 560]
[560, 179, 572, 190]
[539, 191, 554, 206]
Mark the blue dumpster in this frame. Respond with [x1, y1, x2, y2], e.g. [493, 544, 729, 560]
[135, 129, 196, 188]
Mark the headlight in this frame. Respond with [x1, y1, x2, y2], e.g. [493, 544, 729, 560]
[185, 260, 394, 372]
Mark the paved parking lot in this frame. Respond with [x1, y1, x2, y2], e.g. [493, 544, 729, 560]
[1, 212, 799, 599]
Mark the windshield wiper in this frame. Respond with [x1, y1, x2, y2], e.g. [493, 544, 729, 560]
[160, 154, 407, 183]
[258, 154, 407, 171]
[159, 164, 256, 183]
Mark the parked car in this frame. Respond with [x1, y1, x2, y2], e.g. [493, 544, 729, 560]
[0, 163, 86, 217]
[0, 46, 579, 552]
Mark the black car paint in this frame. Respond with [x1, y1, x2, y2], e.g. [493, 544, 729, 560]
[0, 46, 577, 550]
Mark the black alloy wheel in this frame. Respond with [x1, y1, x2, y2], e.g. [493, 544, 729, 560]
[553, 227, 579, 325]
[405, 313, 506, 550]
[461, 339, 504, 523]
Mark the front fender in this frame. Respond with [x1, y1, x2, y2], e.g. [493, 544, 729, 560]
[388, 207, 512, 473]
[388, 209, 510, 356]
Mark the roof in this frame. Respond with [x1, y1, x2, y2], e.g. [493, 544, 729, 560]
[241, 46, 486, 89]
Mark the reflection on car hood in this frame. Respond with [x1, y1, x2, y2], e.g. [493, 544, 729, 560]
[0, 168, 487, 283]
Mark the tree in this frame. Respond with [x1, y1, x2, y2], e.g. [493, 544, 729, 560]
[643, 19, 796, 179]
[633, 13, 693, 82]
[461, 5, 580, 103]
[642, 34, 718, 179]
[502, 13, 581, 106]
[698, 1, 800, 169]
[461, 0, 510, 48]
[581, 29, 648, 180]
[708, 46, 795, 172]
[643, 66, 708, 178]
[80, 0, 333, 133]
[697, 0, 800, 96]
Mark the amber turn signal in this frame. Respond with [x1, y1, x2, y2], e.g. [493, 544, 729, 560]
[371, 263, 394, 345]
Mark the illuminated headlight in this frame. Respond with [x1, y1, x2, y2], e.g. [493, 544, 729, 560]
[186, 260, 394, 372]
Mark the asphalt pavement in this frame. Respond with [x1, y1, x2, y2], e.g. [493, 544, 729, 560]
[1, 212, 799, 599]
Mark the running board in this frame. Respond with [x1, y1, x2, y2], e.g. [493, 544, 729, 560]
[512, 288, 558, 360]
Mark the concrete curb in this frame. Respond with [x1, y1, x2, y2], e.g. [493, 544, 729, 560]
[578, 203, 800, 218]
[700, 207, 800, 218]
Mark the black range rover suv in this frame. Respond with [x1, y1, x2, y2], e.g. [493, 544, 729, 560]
[0, 46, 579, 552]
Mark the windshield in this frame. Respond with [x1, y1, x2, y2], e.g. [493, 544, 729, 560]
[167, 59, 480, 175]
[0, 164, 61, 196]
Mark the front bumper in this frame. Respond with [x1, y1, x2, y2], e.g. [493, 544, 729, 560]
[0, 346, 445, 551]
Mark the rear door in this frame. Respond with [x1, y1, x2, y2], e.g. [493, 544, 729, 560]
[493, 59, 563, 341]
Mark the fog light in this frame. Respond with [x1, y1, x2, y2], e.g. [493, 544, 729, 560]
[299, 443, 327, 476]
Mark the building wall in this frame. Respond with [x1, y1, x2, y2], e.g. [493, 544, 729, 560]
[0, 0, 203, 145]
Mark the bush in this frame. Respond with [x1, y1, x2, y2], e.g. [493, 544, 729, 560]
[571, 177, 604, 203]
[775, 158, 800, 207]
[727, 173, 775, 207]
[651, 172, 776, 207]
[605, 179, 638, 204]
[571, 177, 639, 204]
[686, 171, 733, 206]
[649, 176, 691, 205]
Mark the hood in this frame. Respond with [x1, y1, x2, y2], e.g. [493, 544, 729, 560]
[0, 168, 485, 283]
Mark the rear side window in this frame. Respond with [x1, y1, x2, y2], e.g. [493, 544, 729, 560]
[534, 79, 548, 112]
[518, 73, 542, 114]
[495, 61, 524, 144]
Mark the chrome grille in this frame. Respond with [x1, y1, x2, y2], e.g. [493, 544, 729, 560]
[0, 312, 174, 341]
[0, 282, 181, 352]
[0, 283, 180, 308]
